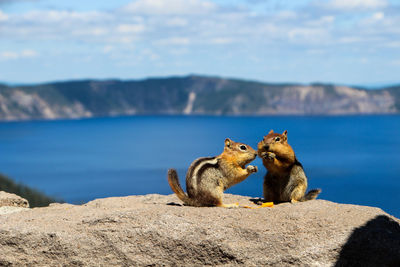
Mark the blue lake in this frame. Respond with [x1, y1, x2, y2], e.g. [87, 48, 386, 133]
[0, 115, 399, 217]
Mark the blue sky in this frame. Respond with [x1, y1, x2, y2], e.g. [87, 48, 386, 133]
[0, 0, 399, 85]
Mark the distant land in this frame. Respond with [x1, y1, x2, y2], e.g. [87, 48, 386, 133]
[0, 173, 61, 207]
[0, 75, 399, 121]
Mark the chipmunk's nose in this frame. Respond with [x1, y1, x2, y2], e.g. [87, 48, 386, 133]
[263, 145, 270, 151]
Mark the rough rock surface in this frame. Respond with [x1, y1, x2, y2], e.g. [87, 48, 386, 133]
[0, 191, 29, 208]
[0, 194, 399, 266]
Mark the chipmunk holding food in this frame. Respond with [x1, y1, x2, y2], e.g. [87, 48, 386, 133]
[168, 138, 258, 207]
[258, 130, 321, 203]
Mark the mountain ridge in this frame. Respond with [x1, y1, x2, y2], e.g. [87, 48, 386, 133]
[0, 75, 399, 121]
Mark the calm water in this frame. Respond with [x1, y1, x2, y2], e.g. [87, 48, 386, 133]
[0, 115, 399, 217]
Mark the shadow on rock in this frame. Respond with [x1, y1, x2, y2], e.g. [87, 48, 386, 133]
[249, 197, 263, 205]
[335, 215, 400, 267]
[166, 202, 182, 206]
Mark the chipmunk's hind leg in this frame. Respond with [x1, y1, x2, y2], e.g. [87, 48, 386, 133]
[290, 183, 307, 203]
[287, 165, 307, 203]
[194, 179, 224, 207]
[213, 180, 239, 208]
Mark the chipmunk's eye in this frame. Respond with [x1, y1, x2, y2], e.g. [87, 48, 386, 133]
[239, 145, 247, 151]
[275, 137, 281, 142]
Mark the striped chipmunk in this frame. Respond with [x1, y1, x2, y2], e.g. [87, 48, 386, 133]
[167, 138, 258, 207]
[258, 130, 321, 203]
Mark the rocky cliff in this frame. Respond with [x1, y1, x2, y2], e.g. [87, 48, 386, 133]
[0, 76, 399, 121]
[0, 192, 399, 266]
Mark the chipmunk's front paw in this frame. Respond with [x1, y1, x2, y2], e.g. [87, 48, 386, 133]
[260, 151, 275, 160]
[266, 152, 276, 160]
[246, 165, 258, 173]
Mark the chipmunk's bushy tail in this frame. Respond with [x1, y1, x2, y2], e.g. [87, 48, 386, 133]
[167, 169, 196, 206]
[303, 189, 321, 201]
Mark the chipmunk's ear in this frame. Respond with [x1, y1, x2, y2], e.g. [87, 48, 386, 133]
[268, 130, 274, 134]
[225, 138, 232, 148]
[282, 130, 288, 140]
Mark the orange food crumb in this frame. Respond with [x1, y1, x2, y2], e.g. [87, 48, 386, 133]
[241, 202, 274, 209]
[261, 202, 274, 207]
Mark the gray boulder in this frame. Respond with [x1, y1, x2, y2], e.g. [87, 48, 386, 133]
[0, 191, 29, 208]
[0, 194, 399, 266]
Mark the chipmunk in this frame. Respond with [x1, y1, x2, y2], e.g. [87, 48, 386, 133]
[257, 130, 321, 203]
[168, 138, 258, 207]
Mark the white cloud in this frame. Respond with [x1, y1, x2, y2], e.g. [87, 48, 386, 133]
[123, 0, 216, 15]
[324, 0, 388, 10]
[305, 15, 335, 26]
[71, 27, 108, 38]
[0, 9, 8, 21]
[0, 49, 38, 60]
[2, 10, 114, 41]
[165, 17, 188, 27]
[337, 37, 363, 44]
[385, 41, 400, 48]
[0, 0, 395, 50]
[372, 12, 384, 20]
[20, 49, 37, 57]
[359, 11, 385, 25]
[210, 37, 234, 45]
[0, 0, 399, 69]
[288, 28, 329, 43]
[19, 10, 107, 24]
[117, 24, 145, 34]
[391, 60, 400, 66]
[0, 51, 18, 60]
[275, 11, 297, 20]
[157, 37, 190, 45]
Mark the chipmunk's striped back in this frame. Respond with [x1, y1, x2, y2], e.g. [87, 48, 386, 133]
[186, 157, 219, 198]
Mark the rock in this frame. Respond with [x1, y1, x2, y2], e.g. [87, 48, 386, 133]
[0, 206, 28, 215]
[0, 194, 399, 266]
[0, 191, 29, 208]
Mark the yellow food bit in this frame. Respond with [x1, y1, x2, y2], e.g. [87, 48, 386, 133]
[240, 202, 274, 209]
[261, 202, 274, 207]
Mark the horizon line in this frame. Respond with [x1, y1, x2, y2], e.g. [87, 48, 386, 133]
[1, 74, 399, 90]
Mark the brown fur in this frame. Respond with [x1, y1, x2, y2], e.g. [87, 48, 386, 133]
[258, 130, 321, 203]
[168, 138, 258, 207]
